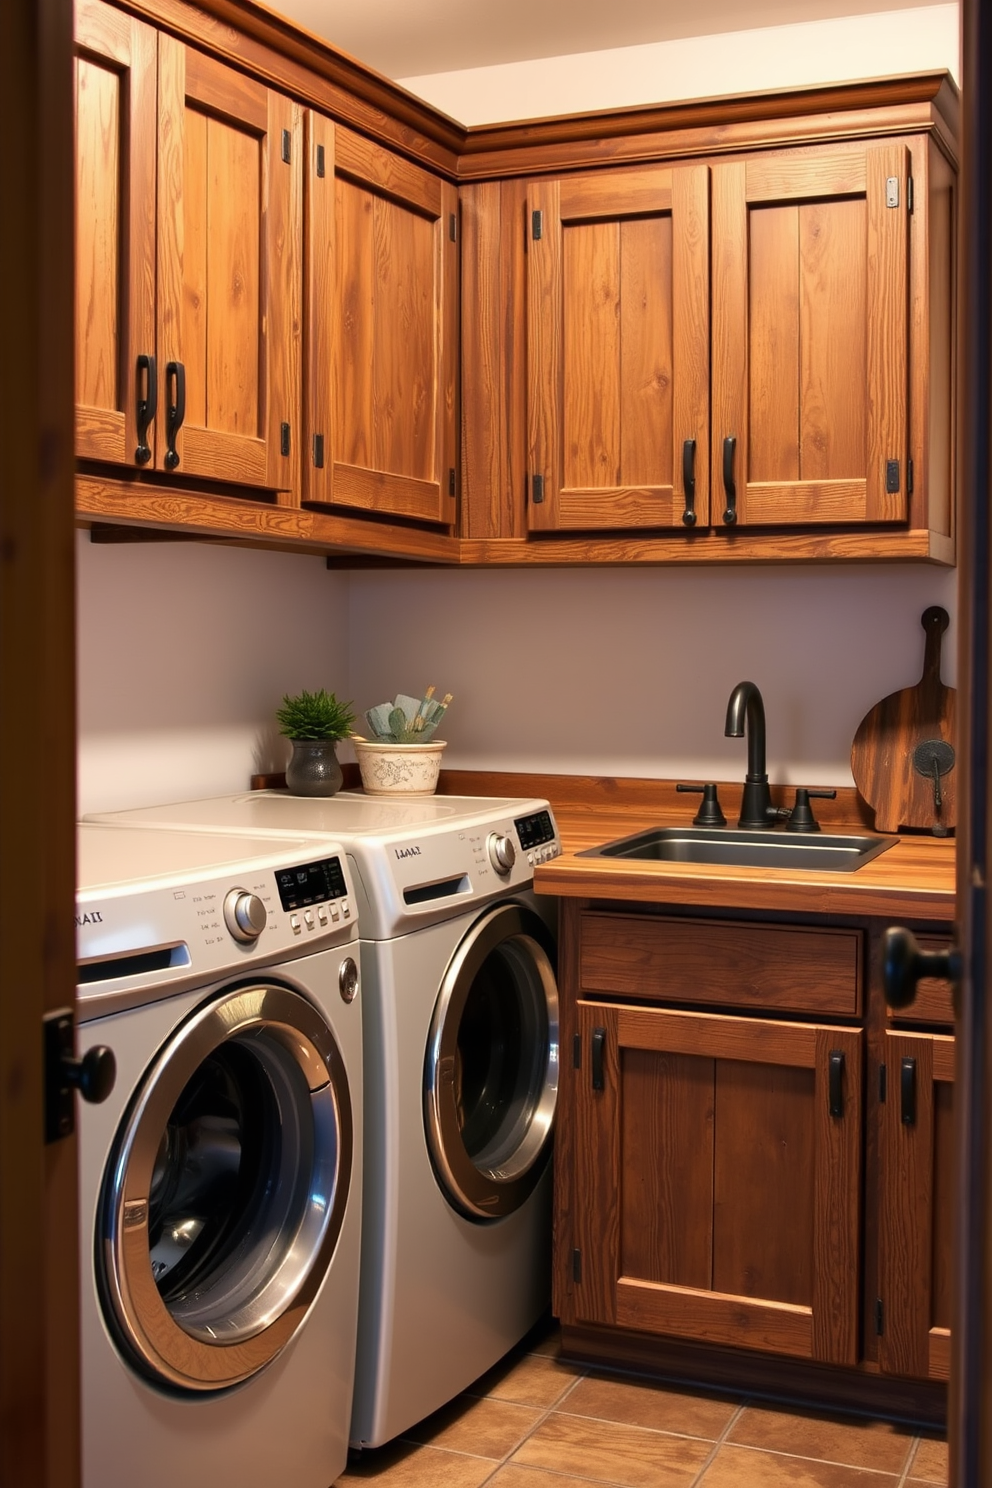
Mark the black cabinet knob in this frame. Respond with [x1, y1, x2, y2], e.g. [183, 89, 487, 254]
[883, 926, 960, 1010]
[64, 1045, 117, 1105]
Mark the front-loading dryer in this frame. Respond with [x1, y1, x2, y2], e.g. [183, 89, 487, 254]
[75, 823, 363, 1488]
[87, 792, 563, 1446]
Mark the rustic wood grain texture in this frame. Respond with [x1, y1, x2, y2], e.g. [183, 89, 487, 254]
[302, 110, 335, 506]
[564, 218, 621, 491]
[672, 164, 711, 525]
[923, 141, 956, 541]
[559, 168, 673, 220]
[811, 1025, 862, 1363]
[851, 606, 957, 832]
[579, 914, 862, 1016]
[615, 1279, 814, 1357]
[74, 1, 157, 467]
[748, 204, 800, 485]
[866, 143, 910, 521]
[620, 1049, 714, 1289]
[879, 1031, 937, 1378]
[800, 196, 867, 481]
[711, 160, 748, 528]
[573, 1003, 620, 1326]
[335, 123, 443, 215]
[184, 43, 266, 129]
[526, 178, 561, 532]
[181, 103, 209, 430]
[440, 178, 459, 524]
[155, 31, 185, 469]
[459, 180, 505, 539]
[621, 214, 673, 487]
[456, 527, 954, 563]
[334, 175, 374, 469]
[746, 144, 868, 201]
[619, 1005, 820, 1069]
[713, 1059, 815, 1307]
[265, 90, 302, 497]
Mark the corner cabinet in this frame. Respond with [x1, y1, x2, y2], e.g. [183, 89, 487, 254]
[301, 118, 459, 527]
[74, 0, 301, 493]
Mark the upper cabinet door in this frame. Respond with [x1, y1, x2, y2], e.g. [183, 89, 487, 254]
[155, 39, 302, 491]
[527, 165, 710, 533]
[712, 142, 911, 528]
[74, 0, 157, 466]
[303, 117, 459, 525]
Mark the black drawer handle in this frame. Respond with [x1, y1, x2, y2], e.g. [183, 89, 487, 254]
[135, 354, 156, 465]
[722, 435, 737, 524]
[164, 360, 186, 470]
[682, 438, 697, 526]
[828, 1049, 845, 1117]
[591, 1027, 606, 1091]
[901, 1057, 917, 1126]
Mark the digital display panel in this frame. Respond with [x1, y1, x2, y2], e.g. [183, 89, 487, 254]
[514, 810, 556, 850]
[276, 857, 348, 911]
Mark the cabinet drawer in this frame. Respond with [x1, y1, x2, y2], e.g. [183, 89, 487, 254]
[887, 933, 955, 1025]
[579, 913, 862, 1016]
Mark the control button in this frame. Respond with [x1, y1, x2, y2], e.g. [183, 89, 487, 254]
[527, 852, 535, 866]
[338, 957, 359, 1004]
[290, 914, 301, 935]
[330, 903, 340, 921]
[342, 901, 351, 918]
[304, 910, 315, 930]
[223, 888, 268, 944]
[487, 832, 516, 876]
[317, 906, 328, 926]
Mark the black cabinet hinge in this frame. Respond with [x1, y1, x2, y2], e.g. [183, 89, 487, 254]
[281, 129, 292, 164]
[531, 473, 545, 505]
[908, 176, 915, 213]
[532, 209, 543, 240]
[879, 1063, 887, 1103]
[573, 1033, 582, 1069]
[572, 1248, 582, 1283]
[885, 459, 900, 495]
[449, 213, 457, 242]
[316, 143, 325, 178]
[875, 1297, 885, 1336]
[448, 468, 456, 497]
[280, 422, 291, 457]
[907, 458, 914, 495]
[313, 433, 325, 469]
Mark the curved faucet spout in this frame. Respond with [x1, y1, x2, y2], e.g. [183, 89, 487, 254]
[725, 681, 773, 828]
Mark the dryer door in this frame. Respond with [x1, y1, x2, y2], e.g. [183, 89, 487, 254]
[424, 903, 559, 1220]
[98, 983, 353, 1391]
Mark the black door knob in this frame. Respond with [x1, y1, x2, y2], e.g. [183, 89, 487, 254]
[63, 1044, 117, 1104]
[883, 926, 960, 1010]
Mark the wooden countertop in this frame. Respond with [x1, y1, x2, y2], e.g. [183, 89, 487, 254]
[431, 770, 957, 923]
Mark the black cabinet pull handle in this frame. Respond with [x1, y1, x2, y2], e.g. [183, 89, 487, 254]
[682, 438, 697, 526]
[883, 926, 961, 1010]
[591, 1028, 606, 1091]
[164, 360, 186, 470]
[828, 1049, 845, 1117]
[722, 435, 738, 524]
[135, 354, 156, 465]
[901, 1057, 918, 1126]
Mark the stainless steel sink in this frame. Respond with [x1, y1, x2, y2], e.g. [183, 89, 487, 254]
[581, 826, 896, 873]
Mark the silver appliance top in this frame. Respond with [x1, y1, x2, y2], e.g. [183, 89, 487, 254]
[76, 823, 358, 1016]
[86, 792, 562, 940]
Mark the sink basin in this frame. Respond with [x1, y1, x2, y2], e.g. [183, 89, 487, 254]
[581, 826, 896, 873]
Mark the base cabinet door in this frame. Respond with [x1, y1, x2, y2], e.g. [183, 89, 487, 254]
[711, 141, 911, 528]
[526, 165, 710, 533]
[878, 1030, 955, 1380]
[303, 117, 459, 525]
[568, 1001, 862, 1364]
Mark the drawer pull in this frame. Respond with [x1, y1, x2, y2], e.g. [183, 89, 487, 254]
[722, 435, 738, 524]
[682, 438, 697, 526]
[591, 1027, 606, 1091]
[901, 1056, 918, 1126]
[164, 360, 186, 470]
[828, 1049, 845, 1117]
[135, 353, 156, 465]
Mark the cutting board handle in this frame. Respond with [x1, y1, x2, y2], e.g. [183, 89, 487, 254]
[921, 606, 950, 689]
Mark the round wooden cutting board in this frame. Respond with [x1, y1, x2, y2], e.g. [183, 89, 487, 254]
[851, 607, 957, 834]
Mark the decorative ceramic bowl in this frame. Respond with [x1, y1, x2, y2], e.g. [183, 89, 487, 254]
[353, 740, 447, 797]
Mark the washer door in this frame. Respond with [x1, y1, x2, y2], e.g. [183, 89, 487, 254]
[424, 903, 559, 1220]
[98, 983, 353, 1391]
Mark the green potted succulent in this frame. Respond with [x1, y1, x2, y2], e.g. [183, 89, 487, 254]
[276, 688, 356, 797]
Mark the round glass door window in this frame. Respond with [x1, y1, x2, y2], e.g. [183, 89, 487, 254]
[98, 983, 352, 1391]
[424, 903, 558, 1219]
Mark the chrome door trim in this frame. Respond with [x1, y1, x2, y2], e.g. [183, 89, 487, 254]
[424, 902, 559, 1220]
[99, 983, 353, 1391]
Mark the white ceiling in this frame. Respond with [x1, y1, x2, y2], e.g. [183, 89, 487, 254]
[273, 0, 943, 79]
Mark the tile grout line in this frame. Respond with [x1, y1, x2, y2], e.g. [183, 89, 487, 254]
[896, 1435, 921, 1487]
[476, 1365, 591, 1488]
[686, 1397, 749, 1487]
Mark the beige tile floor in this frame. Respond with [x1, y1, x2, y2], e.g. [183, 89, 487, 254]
[336, 1322, 948, 1488]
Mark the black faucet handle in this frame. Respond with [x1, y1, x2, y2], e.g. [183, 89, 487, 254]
[785, 787, 837, 833]
[676, 783, 728, 827]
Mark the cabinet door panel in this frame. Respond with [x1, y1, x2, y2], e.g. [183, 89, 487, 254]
[157, 39, 301, 491]
[303, 120, 458, 524]
[73, 0, 156, 465]
[528, 165, 710, 532]
[878, 1030, 955, 1380]
[571, 1002, 861, 1364]
[713, 142, 910, 527]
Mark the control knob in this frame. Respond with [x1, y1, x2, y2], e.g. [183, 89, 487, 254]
[487, 832, 516, 876]
[223, 888, 268, 943]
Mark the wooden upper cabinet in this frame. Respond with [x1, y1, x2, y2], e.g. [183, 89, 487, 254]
[303, 117, 458, 525]
[156, 40, 302, 491]
[74, 0, 157, 465]
[878, 1030, 955, 1381]
[712, 142, 911, 528]
[568, 1001, 862, 1365]
[527, 166, 710, 532]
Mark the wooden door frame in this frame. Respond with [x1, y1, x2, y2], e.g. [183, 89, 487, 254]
[0, 0, 80, 1483]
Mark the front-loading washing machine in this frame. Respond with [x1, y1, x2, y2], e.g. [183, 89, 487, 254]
[75, 822, 363, 1488]
[87, 791, 563, 1446]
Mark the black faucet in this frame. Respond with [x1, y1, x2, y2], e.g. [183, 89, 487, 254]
[725, 681, 776, 829]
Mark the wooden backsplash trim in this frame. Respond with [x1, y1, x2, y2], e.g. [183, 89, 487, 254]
[249, 765, 876, 830]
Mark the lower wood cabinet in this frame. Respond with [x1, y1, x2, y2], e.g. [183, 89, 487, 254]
[566, 999, 862, 1364]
